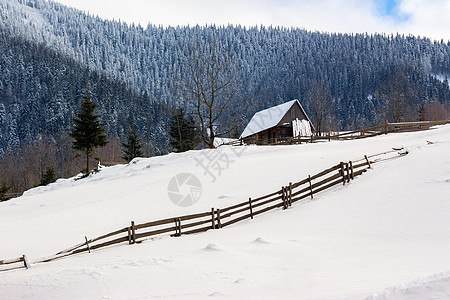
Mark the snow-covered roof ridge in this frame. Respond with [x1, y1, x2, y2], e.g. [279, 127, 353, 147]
[240, 99, 306, 139]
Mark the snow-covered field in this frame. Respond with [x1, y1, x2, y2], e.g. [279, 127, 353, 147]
[1, 125, 450, 300]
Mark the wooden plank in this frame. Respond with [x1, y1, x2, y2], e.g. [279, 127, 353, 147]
[220, 200, 249, 213]
[290, 191, 311, 203]
[251, 194, 283, 210]
[55, 240, 92, 255]
[88, 227, 129, 244]
[72, 236, 129, 254]
[179, 218, 211, 230]
[221, 204, 250, 219]
[291, 177, 309, 189]
[134, 217, 182, 229]
[387, 120, 450, 127]
[181, 225, 212, 235]
[311, 172, 345, 190]
[310, 164, 341, 181]
[0, 265, 26, 272]
[291, 185, 312, 198]
[134, 226, 176, 240]
[135, 212, 211, 230]
[249, 198, 254, 219]
[36, 252, 73, 263]
[221, 213, 253, 227]
[308, 175, 313, 199]
[0, 257, 24, 265]
[251, 189, 283, 202]
[310, 178, 344, 195]
[352, 161, 369, 169]
[291, 174, 346, 204]
[178, 212, 212, 222]
[211, 208, 215, 229]
[252, 202, 284, 217]
[282, 186, 287, 210]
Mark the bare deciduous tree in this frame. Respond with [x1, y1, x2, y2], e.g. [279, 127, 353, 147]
[308, 79, 335, 135]
[182, 37, 240, 148]
[375, 72, 417, 122]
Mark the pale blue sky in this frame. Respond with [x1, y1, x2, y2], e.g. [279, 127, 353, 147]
[54, 0, 450, 41]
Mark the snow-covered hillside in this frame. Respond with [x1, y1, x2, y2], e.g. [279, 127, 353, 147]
[1, 125, 450, 300]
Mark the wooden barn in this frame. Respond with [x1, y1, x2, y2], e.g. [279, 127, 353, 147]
[240, 99, 314, 144]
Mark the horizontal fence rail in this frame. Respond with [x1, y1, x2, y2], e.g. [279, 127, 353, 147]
[0, 150, 405, 272]
[220, 120, 450, 147]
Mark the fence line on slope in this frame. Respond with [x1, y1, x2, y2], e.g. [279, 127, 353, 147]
[223, 120, 450, 146]
[0, 150, 404, 272]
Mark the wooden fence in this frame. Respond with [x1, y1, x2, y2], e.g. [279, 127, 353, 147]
[0, 150, 404, 272]
[222, 120, 450, 146]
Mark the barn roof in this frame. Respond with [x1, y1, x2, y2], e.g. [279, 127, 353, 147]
[240, 99, 312, 139]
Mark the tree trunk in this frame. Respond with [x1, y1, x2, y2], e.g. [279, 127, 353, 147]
[86, 151, 90, 175]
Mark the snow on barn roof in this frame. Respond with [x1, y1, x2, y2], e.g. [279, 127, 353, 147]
[240, 99, 310, 139]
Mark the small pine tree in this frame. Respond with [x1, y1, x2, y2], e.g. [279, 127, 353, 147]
[69, 89, 108, 176]
[40, 167, 56, 186]
[169, 108, 201, 152]
[122, 126, 144, 162]
[0, 182, 10, 202]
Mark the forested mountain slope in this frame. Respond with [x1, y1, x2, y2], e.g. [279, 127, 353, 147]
[1, 0, 450, 155]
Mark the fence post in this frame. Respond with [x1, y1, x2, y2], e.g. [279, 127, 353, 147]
[384, 119, 388, 134]
[349, 161, 354, 180]
[85, 236, 91, 253]
[289, 182, 293, 206]
[127, 227, 132, 244]
[340, 162, 346, 185]
[248, 198, 254, 219]
[22, 255, 29, 269]
[216, 209, 222, 229]
[131, 221, 136, 244]
[364, 155, 372, 169]
[308, 175, 313, 199]
[211, 208, 215, 229]
[346, 163, 350, 183]
[174, 218, 181, 237]
[282, 186, 287, 209]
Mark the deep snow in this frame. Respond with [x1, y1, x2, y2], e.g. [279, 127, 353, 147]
[1, 125, 450, 299]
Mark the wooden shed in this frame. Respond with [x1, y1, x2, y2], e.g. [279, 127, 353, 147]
[240, 99, 314, 144]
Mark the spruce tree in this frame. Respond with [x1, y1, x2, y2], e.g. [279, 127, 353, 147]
[169, 108, 200, 152]
[40, 167, 56, 186]
[70, 89, 108, 176]
[0, 182, 10, 202]
[122, 126, 144, 162]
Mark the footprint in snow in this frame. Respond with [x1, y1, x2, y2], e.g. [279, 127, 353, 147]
[252, 237, 271, 244]
[209, 291, 224, 297]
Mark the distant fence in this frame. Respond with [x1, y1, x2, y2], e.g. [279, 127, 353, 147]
[0, 150, 405, 272]
[222, 120, 450, 146]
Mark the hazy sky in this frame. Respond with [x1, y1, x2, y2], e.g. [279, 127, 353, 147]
[54, 0, 450, 41]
